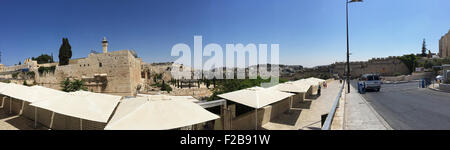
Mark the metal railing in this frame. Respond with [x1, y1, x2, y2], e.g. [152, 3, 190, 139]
[321, 81, 346, 130]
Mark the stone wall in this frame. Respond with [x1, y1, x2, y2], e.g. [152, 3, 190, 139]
[34, 50, 142, 96]
[333, 57, 410, 78]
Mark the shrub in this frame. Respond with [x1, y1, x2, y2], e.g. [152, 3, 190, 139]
[38, 66, 56, 75]
[61, 78, 88, 92]
[12, 72, 19, 79]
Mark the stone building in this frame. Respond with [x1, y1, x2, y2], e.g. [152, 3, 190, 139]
[439, 30, 450, 58]
[35, 38, 143, 96]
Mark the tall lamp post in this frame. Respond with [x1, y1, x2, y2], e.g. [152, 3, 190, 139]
[346, 0, 363, 93]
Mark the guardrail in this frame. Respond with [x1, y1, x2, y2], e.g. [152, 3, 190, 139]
[321, 81, 346, 130]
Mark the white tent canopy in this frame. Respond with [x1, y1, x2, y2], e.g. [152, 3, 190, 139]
[269, 82, 311, 93]
[0, 83, 14, 93]
[137, 94, 200, 102]
[104, 97, 219, 130]
[306, 77, 326, 83]
[294, 79, 319, 87]
[0, 83, 35, 102]
[218, 86, 294, 109]
[31, 90, 121, 123]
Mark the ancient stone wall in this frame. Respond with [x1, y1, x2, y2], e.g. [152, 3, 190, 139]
[333, 57, 410, 78]
[35, 50, 142, 96]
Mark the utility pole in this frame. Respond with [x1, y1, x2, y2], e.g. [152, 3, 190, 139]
[346, 0, 363, 93]
[346, 0, 350, 93]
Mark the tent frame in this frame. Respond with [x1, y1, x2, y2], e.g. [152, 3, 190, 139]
[0, 97, 6, 108]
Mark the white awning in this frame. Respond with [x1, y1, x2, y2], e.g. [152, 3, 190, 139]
[0, 84, 47, 103]
[30, 90, 121, 123]
[269, 82, 311, 93]
[0, 83, 14, 93]
[218, 87, 294, 109]
[294, 79, 319, 86]
[306, 77, 326, 83]
[137, 94, 200, 102]
[104, 97, 219, 130]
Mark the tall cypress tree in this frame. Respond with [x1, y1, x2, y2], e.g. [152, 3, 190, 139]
[421, 39, 427, 57]
[58, 38, 72, 65]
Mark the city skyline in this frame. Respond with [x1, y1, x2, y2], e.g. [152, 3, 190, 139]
[1, 0, 450, 67]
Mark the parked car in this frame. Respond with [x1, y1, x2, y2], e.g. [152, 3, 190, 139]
[359, 74, 382, 92]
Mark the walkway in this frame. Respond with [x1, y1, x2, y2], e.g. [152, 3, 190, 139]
[344, 85, 391, 130]
[262, 80, 342, 130]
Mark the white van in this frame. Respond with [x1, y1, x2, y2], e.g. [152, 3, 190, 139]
[360, 74, 382, 92]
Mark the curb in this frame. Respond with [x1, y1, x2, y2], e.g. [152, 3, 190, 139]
[349, 85, 394, 130]
[428, 86, 450, 93]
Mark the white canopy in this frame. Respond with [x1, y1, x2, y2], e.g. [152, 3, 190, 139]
[0, 83, 37, 102]
[137, 94, 200, 102]
[306, 77, 326, 83]
[218, 87, 294, 109]
[0, 83, 14, 93]
[269, 82, 311, 93]
[31, 90, 121, 123]
[294, 79, 319, 87]
[104, 97, 219, 130]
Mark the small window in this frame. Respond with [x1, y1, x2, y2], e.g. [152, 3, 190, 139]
[99, 63, 103, 67]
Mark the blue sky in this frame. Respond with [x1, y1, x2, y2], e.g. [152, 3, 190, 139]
[0, 0, 449, 67]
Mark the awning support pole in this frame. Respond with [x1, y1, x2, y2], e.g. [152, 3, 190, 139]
[255, 108, 258, 130]
[34, 107, 37, 129]
[290, 96, 293, 112]
[9, 97, 12, 114]
[49, 112, 55, 130]
[80, 119, 83, 130]
[0, 97, 6, 108]
[19, 101, 24, 115]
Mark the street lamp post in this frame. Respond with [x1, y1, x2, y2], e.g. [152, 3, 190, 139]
[346, 0, 363, 93]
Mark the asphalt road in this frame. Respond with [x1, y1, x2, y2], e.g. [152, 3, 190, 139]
[351, 81, 450, 130]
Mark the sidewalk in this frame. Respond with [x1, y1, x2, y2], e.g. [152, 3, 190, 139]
[344, 85, 392, 130]
[262, 80, 342, 130]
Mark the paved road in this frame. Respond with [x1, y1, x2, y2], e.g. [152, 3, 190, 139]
[351, 81, 450, 130]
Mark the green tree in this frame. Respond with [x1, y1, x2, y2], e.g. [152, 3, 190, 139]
[33, 54, 54, 64]
[58, 38, 72, 66]
[398, 54, 419, 74]
[421, 39, 427, 57]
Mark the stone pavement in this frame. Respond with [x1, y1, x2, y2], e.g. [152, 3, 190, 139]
[262, 80, 342, 130]
[344, 85, 392, 130]
[0, 109, 47, 130]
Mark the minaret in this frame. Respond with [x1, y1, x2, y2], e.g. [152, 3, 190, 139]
[102, 37, 108, 53]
